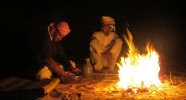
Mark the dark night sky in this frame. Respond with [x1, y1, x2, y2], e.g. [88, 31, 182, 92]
[1, 1, 186, 73]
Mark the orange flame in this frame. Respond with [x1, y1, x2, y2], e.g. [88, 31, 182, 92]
[117, 28, 162, 89]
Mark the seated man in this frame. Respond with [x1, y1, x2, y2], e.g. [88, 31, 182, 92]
[90, 16, 123, 73]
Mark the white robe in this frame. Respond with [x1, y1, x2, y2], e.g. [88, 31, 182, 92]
[90, 31, 123, 71]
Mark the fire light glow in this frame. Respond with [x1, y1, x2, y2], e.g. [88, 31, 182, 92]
[117, 28, 162, 89]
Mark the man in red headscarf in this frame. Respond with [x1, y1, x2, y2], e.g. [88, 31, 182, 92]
[30, 21, 81, 82]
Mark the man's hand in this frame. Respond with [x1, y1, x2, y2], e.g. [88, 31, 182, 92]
[101, 51, 113, 64]
[63, 71, 74, 77]
[60, 71, 75, 83]
[72, 68, 81, 74]
[101, 51, 108, 58]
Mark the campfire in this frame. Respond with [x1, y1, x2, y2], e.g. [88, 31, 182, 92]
[116, 28, 162, 93]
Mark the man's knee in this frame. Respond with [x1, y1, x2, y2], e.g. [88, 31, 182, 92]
[36, 66, 52, 80]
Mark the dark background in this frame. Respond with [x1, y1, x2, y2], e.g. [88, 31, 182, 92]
[1, 0, 186, 77]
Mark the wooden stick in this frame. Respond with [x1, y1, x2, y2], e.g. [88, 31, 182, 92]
[42, 78, 60, 94]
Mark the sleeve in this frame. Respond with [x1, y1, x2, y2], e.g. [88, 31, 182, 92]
[57, 42, 73, 71]
[90, 32, 104, 54]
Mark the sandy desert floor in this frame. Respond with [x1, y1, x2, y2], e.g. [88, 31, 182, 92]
[37, 71, 186, 100]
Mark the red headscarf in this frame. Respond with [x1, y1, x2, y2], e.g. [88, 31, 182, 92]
[57, 21, 71, 36]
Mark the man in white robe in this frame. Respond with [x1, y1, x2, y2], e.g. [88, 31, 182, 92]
[90, 16, 123, 73]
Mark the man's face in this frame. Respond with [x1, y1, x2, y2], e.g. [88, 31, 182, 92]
[53, 31, 66, 41]
[102, 24, 115, 36]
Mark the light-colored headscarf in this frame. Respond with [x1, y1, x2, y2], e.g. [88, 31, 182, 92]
[101, 16, 115, 25]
